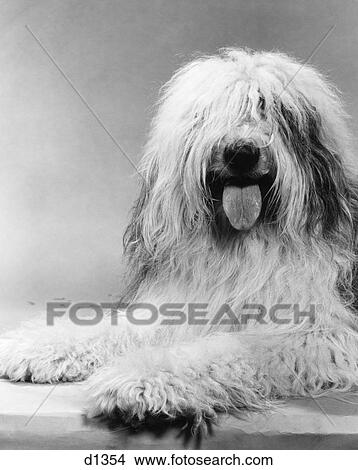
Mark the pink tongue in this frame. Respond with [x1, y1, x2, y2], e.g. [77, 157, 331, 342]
[222, 185, 262, 230]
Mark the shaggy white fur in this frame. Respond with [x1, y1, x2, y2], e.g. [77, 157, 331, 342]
[1, 48, 358, 428]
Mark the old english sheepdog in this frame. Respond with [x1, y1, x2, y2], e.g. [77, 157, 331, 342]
[1, 48, 358, 428]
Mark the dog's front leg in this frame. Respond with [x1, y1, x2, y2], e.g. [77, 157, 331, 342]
[0, 315, 146, 383]
[86, 333, 265, 426]
[86, 317, 358, 426]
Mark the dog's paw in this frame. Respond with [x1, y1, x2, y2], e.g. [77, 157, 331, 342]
[86, 363, 218, 429]
[0, 324, 102, 383]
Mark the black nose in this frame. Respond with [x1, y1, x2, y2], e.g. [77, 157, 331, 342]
[223, 144, 260, 175]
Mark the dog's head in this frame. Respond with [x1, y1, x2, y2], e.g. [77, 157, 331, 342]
[126, 49, 357, 261]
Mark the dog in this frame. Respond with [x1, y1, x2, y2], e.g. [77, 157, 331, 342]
[1, 48, 358, 429]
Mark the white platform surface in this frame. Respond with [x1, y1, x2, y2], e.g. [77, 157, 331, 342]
[1, 379, 358, 449]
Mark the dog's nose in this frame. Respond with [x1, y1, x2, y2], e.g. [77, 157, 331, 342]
[223, 144, 260, 175]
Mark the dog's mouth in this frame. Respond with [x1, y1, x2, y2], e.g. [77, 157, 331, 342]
[222, 184, 262, 231]
[207, 144, 275, 232]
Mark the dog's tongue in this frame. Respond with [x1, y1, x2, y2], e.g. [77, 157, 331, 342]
[222, 185, 262, 230]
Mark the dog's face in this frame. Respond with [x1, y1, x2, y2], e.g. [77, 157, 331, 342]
[130, 49, 355, 261]
[203, 86, 351, 242]
[205, 102, 352, 244]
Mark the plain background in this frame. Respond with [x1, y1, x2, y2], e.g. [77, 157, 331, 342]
[1, 0, 357, 328]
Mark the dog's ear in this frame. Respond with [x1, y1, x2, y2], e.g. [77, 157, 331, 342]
[121, 176, 157, 302]
[275, 97, 355, 243]
[303, 103, 354, 241]
[123, 181, 150, 256]
[276, 96, 358, 311]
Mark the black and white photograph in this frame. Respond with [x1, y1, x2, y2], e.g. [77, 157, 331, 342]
[0, 0, 358, 467]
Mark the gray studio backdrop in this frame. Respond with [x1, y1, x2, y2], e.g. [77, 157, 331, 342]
[1, 0, 357, 328]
